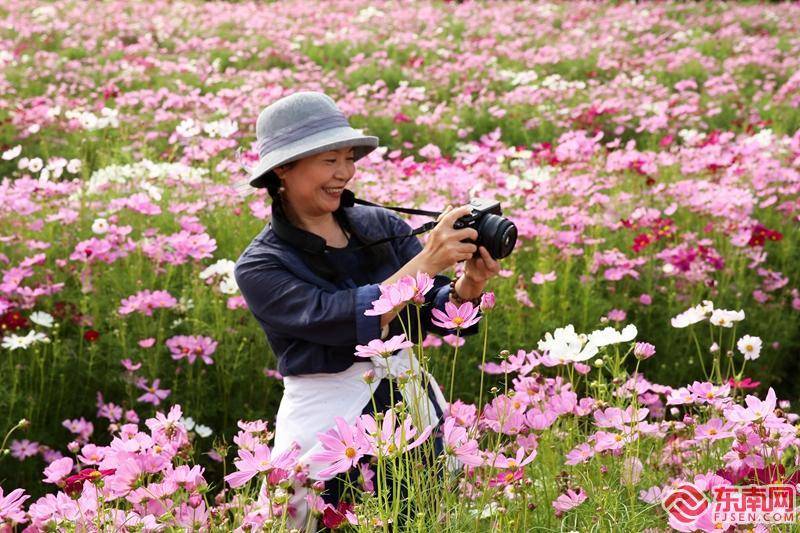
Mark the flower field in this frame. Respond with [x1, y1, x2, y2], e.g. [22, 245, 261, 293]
[1, 1, 800, 531]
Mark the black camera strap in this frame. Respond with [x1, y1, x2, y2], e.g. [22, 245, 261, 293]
[269, 189, 442, 256]
[334, 190, 442, 253]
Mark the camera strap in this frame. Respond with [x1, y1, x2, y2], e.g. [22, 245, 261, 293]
[331, 189, 442, 253]
[268, 189, 444, 256]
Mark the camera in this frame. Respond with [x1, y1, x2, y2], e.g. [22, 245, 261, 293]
[452, 198, 517, 259]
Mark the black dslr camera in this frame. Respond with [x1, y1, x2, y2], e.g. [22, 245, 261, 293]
[452, 198, 517, 260]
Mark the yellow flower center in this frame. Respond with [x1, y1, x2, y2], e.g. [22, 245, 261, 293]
[746, 344, 753, 351]
[452, 317, 464, 326]
[345, 447, 356, 459]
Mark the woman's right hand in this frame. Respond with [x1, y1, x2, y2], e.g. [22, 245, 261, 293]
[420, 205, 479, 274]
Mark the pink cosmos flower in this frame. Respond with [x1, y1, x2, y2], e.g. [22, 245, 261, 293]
[145, 405, 189, 450]
[483, 449, 537, 484]
[364, 281, 415, 316]
[531, 271, 557, 285]
[422, 334, 442, 348]
[78, 444, 105, 465]
[448, 400, 478, 427]
[482, 396, 526, 435]
[135, 378, 171, 405]
[10, 439, 39, 460]
[552, 488, 587, 514]
[694, 418, 735, 442]
[0, 486, 29, 526]
[358, 462, 375, 492]
[725, 387, 777, 424]
[431, 301, 481, 330]
[356, 410, 433, 458]
[138, 337, 156, 348]
[565, 443, 595, 465]
[441, 417, 483, 466]
[311, 417, 371, 479]
[606, 308, 627, 322]
[403, 272, 434, 304]
[118, 289, 178, 316]
[62, 417, 94, 441]
[121, 358, 142, 372]
[593, 406, 648, 430]
[166, 334, 218, 365]
[43, 457, 74, 485]
[442, 334, 465, 347]
[354, 334, 414, 358]
[224, 443, 299, 488]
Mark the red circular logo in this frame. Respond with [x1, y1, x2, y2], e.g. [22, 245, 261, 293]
[662, 484, 709, 524]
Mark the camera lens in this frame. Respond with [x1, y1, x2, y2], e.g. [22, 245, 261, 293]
[477, 214, 517, 259]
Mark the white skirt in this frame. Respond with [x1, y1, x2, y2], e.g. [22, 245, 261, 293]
[271, 348, 448, 530]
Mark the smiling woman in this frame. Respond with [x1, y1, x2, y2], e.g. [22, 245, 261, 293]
[233, 91, 499, 529]
[272, 148, 357, 248]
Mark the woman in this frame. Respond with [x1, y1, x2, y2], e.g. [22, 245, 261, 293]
[234, 91, 501, 529]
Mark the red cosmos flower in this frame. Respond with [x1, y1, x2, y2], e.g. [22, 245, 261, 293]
[0, 310, 28, 331]
[393, 112, 412, 124]
[322, 500, 354, 529]
[83, 329, 100, 342]
[64, 468, 115, 498]
[727, 377, 761, 390]
[748, 223, 783, 247]
[632, 233, 652, 253]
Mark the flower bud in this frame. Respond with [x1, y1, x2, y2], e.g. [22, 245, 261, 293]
[710, 342, 720, 353]
[362, 369, 376, 384]
[480, 292, 496, 311]
[593, 359, 604, 368]
[188, 492, 203, 508]
[633, 342, 656, 360]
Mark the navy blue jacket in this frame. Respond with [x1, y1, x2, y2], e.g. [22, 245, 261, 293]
[234, 203, 479, 376]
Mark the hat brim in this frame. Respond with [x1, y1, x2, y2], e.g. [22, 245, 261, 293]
[249, 126, 379, 188]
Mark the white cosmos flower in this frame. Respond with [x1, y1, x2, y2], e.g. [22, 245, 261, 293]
[2, 333, 32, 350]
[219, 275, 239, 295]
[29, 311, 54, 328]
[176, 118, 200, 138]
[28, 157, 43, 173]
[709, 309, 745, 328]
[179, 416, 196, 431]
[2, 145, 21, 160]
[66, 159, 82, 174]
[537, 324, 598, 362]
[27, 330, 50, 344]
[2, 330, 49, 350]
[587, 324, 638, 348]
[737, 335, 762, 361]
[670, 300, 714, 328]
[91, 218, 109, 234]
[195, 424, 213, 438]
[200, 259, 236, 280]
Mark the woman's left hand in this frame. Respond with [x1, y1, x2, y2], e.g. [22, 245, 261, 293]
[463, 246, 502, 286]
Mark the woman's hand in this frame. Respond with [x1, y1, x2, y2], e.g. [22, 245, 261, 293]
[463, 245, 502, 285]
[420, 205, 480, 273]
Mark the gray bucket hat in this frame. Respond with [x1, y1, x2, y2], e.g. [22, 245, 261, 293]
[246, 91, 379, 189]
